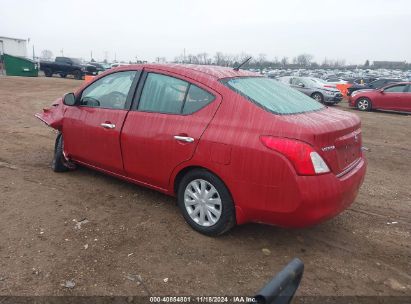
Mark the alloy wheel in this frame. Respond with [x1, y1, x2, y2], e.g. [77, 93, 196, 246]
[357, 99, 369, 111]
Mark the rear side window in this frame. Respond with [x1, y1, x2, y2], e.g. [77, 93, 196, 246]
[138, 73, 215, 114]
[222, 77, 324, 115]
[183, 85, 214, 114]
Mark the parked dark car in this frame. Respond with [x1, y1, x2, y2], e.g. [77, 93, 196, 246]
[40, 57, 98, 80]
[346, 77, 378, 85]
[88, 62, 109, 73]
[347, 78, 403, 96]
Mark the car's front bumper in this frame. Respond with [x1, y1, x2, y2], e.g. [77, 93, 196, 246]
[348, 96, 356, 107]
[324, 93, 343, 104]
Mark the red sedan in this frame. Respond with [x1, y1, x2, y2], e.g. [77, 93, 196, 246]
[36, 64, 366, 236]
[348, 82, 411, 112]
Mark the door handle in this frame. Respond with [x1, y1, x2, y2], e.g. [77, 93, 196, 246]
[174, 135, 194, 143]
[101, 123, 116, 129]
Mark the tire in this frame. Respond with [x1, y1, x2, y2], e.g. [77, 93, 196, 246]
[52, 133, 69, 172]
[177, 169, 235, 236]
[311, 92, 324, 103]
[356, 98, 372, 111]
[60, 73, 67, 78]
[44, 68, 53, 77]
[73, 70, 82, 80]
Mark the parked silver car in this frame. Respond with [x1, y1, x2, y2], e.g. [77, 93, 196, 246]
[281, 77, 343, 105]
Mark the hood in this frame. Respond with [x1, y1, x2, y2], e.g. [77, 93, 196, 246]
[315, 85, 340, 93]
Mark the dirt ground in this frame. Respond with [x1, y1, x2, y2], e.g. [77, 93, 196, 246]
[0, 75, 410, 298]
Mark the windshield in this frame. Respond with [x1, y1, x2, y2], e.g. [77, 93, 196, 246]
[222, 77, 324, 115]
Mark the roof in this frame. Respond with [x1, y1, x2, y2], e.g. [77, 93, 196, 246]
[0, 36, 26, 42]
[116, 63, 259, 80]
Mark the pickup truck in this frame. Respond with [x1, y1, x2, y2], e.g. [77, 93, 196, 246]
[40, 57, 98, 80]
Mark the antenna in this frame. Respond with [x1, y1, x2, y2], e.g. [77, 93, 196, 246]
[234, 56, 252, 71]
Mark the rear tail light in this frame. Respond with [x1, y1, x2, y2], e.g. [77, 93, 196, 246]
[260, 136, 330, 176]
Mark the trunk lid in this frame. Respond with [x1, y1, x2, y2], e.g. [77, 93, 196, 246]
[276, 107, 362, 175]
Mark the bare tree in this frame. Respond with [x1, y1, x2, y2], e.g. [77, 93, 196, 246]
[296, 54, 314, 66]
[281, 57, 288, 67]
[40, 49, 53, 60]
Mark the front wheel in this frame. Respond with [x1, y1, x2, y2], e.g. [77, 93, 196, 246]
[52, 133, 75, 172]
[356, 98, 372, 111]
[311, 92, 324, 103]
[177, 169, 235, 236]
[44, 68, 52, 77]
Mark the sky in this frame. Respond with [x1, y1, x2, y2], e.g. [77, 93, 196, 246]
[1, 0, 410, 64]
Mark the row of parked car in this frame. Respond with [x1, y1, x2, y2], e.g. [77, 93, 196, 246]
[39, 57, 125, 80]
[278, 76, 411, 112]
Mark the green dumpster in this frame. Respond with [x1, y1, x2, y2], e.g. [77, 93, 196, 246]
[3, 53, 38, 77]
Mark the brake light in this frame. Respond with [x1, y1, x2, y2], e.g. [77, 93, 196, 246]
[260, 136, 330, 175]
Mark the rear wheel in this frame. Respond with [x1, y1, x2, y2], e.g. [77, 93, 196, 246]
[44, 68, 52, 77]
[73, 70, 82, 80]
[356, 98, 372, 111]
[311, 92, 324, 103]
[177, 169, 235, 236]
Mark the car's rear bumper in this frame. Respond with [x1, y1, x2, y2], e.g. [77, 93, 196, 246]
[236, 157, 367, 228]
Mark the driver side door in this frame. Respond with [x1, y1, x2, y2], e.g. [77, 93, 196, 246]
[63, 70, 140, 174]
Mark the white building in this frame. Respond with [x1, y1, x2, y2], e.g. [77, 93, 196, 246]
[0, 36, 27, 57]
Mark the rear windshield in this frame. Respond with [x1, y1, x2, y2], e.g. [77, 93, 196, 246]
[221, 77, 324, 115]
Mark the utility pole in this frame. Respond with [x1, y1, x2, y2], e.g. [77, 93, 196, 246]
[183, 48, 186, 63]
[90, 50, 93, 61]
[60, 49, 64, 56]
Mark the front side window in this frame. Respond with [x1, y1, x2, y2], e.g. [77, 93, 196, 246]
[80, 71, 137, 109]
[384, 84, 406, 93]
[222, 77, 324, 115]
[138, 73, 215, 114]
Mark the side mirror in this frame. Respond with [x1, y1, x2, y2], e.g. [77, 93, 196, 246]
[379, 89, 385, 94]
[63, 93, 76, 106]
[297, 83, 305, 88]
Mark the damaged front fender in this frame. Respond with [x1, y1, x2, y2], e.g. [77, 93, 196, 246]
[35, 98, 65, 130]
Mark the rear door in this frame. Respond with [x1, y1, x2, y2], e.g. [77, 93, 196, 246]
[121, 69, 221, 189]
[63, 70, 140, 174]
